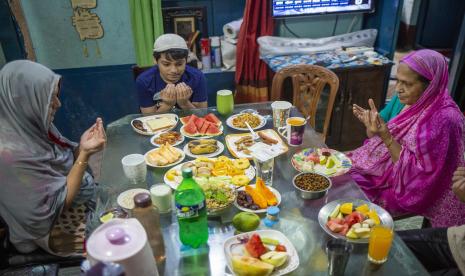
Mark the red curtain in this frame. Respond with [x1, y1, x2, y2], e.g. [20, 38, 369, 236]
[234, 0, 274, 103]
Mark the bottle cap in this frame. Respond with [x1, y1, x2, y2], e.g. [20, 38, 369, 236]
[182, 167, 193, 178]
[133, 193, 152, 208]
[210, 36, 220, 47]
[267, 206, 280, 216]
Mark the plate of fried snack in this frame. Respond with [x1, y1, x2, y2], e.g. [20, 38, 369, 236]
[226, 112, 267, 131]
[131, 114, 178, 136]
[183, 139, 224, 158]
[164, 156, 255, 190]
[150, 131, 184, 147]
[225, 129, 288, 159]
[144, 143, 185, 168]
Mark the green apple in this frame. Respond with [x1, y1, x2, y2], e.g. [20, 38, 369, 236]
[232, 212, 260, 232]
[232, 255, 274, 276]
[329, 204, 341, 218]
[260, 251, 288, 268]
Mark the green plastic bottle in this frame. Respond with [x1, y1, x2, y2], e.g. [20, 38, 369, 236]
[175, 168, 208, 248]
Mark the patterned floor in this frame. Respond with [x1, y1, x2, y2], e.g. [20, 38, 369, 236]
[394, 216, 424, 231]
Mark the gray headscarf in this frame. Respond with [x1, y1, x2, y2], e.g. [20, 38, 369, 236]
[0, 60, 76, 246]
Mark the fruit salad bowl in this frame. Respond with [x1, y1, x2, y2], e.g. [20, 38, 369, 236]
[318, 199, 394, 243]
[223, 229, 299, 276]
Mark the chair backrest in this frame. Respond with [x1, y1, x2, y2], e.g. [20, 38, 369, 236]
[131, 65, 152, 81]
[271, 64, 339, 141]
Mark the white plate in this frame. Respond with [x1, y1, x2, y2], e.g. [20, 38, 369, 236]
[117, 188, 150, 210]
[180, 124, 224, 139]
[234, 185, 281, 214]
[144, 147, 186, 168]
[318, 199, 394, 243]
[225, 129, 288, 159]
[183, 141, 225, 158]
[291, 148, 352, 177]
[226, 113, 267, 131]
[150, 131, 184, 147]
[131, 114, 178, 136]
[223, 229, 300, 276]
[164, 159, 256, 190]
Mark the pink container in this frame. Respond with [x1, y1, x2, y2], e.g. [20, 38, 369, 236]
[86, 218, 159, 276]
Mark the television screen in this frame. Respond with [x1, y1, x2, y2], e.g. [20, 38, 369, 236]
[272, 0, 375, 18]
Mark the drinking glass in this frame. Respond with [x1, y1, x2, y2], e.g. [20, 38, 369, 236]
[271, 101, 292, 129]
[253, 157, 274, 186]
[368, 225, 394, 264]
[121, 154, 147, 184]
[150, 184, 172, 214]
[326, 239, 353, 276]
[216, 90, 234, 116]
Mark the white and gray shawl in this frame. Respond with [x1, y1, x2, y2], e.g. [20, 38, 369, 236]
[0, 60, 76, 249]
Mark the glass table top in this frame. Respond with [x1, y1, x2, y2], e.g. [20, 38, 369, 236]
[91, 102, 427, 276]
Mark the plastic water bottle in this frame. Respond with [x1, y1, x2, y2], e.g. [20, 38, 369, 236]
[174, 168, 208, 248]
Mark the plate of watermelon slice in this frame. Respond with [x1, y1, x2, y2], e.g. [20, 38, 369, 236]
[179, 113, 223, 139]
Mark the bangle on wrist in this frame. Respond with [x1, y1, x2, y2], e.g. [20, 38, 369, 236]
[77, 160, 88, 166]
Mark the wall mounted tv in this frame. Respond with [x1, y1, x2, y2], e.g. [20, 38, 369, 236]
[272, 0, 375, 18]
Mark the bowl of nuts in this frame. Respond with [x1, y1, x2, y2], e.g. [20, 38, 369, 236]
[292, 172, 332, 199]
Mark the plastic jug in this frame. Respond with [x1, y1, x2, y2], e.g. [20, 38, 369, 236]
[86, 218, 159, 276]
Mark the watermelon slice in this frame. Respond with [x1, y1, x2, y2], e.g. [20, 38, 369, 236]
[194, 117, 206, 131]
[186, 114, 199, 125]
[204, 113, 221, 126]
[245, 234, 267, 258]
[183, 122, 198, 136]
[180, 115, 191, 125]
[199, 121, 212, 135]
[206, 124, 221, 136]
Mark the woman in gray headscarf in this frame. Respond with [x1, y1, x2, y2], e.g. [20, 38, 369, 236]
[0, 60, 106, 256]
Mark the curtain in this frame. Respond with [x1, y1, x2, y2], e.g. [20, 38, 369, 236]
[128, 0, 164, 67]
[234, 0, 274, 103]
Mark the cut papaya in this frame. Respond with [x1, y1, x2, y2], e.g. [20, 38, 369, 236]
[245, 185, 267, 209]
[255, 178, 278, 206]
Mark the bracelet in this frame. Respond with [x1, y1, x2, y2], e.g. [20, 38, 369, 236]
[77, 160, 88, 166]
[384, 135, 394, 148]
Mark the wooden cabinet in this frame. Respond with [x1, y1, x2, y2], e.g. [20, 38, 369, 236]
[326, 65, 392, 151]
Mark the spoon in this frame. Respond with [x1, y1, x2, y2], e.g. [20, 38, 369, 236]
[245, 122, 261, 142]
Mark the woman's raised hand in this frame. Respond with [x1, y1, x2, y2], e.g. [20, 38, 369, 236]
[365, 99, 390, 139]
[353, 103, 370, 127]
[79, 118, 106, 156]
[354, 99, 390, 139]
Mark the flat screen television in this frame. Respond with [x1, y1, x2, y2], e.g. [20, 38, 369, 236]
[272, 0, 375, 18]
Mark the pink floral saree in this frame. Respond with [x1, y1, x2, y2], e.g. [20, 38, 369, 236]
[348, 50, 465, 227]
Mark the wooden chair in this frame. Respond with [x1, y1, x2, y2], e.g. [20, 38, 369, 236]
[131, 65, 151, 81]
[271, 64, 339, 141]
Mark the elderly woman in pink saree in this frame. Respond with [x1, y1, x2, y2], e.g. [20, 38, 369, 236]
[348, 49, 465, 227]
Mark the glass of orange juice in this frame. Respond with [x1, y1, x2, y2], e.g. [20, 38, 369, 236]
[368, 225, 394, 264]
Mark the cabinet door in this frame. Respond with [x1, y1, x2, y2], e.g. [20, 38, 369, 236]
[338, 67, 388, 151]
[325, 72, 346, 148]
